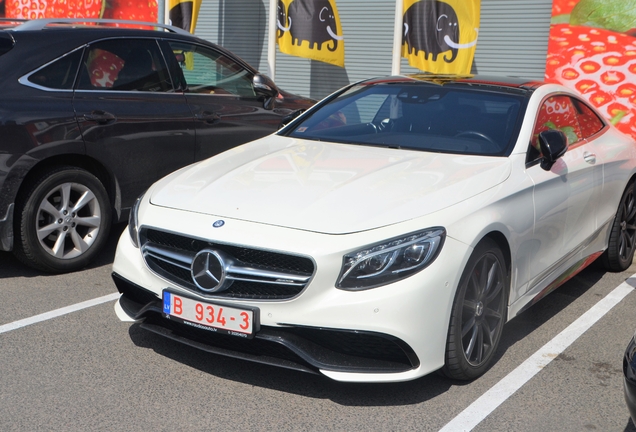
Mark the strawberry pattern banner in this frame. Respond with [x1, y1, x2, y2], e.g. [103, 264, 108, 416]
[2, 0, 158, 25]
[546, 0, 636, 140]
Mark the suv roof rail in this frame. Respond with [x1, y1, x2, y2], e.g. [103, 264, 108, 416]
[11, 18, 192, 36]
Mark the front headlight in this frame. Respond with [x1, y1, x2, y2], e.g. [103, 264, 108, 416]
[128, 193, 144, 248]
[337, 228, 445, 290]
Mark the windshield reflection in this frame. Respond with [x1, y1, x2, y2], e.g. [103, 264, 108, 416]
[285, 83, 525, 156]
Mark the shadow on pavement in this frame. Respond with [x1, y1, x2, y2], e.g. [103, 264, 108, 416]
[128, 321, 453, 406]
[125, 260, 618, 407]
[0, 223, 126, 279]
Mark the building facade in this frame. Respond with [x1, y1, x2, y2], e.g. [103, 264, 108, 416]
[193, 0, 553, 100]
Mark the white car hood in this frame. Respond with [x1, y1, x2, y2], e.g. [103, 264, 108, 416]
[150, 136, 511, 234]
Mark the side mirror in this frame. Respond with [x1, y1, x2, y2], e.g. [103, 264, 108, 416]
[538, 130, 568, 171]
[253, 73, 278, 96]
[278, 109, 305, 129]
[253, 74, 278, 110]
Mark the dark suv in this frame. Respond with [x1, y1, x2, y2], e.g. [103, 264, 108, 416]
[0, 19, 314, 273]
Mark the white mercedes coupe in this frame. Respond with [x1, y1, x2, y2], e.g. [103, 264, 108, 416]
[112, 75, 636, 382]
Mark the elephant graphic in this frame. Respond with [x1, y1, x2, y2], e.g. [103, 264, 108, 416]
[403, 0, 478, 63]
[287, 0, 343, 52]
[277, 0, 290, 39]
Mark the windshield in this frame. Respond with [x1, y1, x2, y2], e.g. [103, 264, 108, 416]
[285, 82, 525, 156]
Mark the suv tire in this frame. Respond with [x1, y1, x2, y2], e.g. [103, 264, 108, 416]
[14, 166, 111, 273]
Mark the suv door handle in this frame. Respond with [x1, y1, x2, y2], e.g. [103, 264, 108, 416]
[195, 111, 221, 124]
[83, 111, 117, 124]
[584, 152, 596, 164]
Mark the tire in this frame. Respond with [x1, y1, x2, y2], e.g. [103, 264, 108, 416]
[13, 166, 111, 273]
[602, 182, 636, 272]
[442, 238, 508, 380]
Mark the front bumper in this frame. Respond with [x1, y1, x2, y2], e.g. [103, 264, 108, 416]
[112, 202, 471, 382]
[113, 272, 420, 376]
[625, 335, 636, 423]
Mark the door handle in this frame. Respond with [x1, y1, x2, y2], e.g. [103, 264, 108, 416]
[196, 111, 221, 124]
[584, 152, 596, 164]
[83, 111, 117, 124]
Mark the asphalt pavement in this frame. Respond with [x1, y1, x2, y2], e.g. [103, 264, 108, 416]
[1, 224, 635, 431]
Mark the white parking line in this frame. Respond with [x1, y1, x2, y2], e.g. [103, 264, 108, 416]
[440, 276, 636, 432]
[0, 292, 120, 335]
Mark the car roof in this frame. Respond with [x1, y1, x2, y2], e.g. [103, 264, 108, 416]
[0, 18, 213, 48]
[0, 18, 260, 77]
[5, 18, 192, 36]
[360, 74, 545, 95]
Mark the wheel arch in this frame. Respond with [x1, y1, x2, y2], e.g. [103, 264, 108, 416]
[441, 230, 511, 380]
[477, 230, 512, 322]
[482, 230, 512, 279]
[16, 154, 122, 221]
[626, 173, 636, 191]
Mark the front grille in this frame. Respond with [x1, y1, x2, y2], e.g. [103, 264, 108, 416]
[140, 228, 315, 300]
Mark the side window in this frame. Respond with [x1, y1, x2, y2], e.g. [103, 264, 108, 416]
[167, 41, 255, 97]
[572, 98, 605, 139]
[77, 39, 173, 92]
[529, 95, 582, 161]
[27, 48, 83, 90]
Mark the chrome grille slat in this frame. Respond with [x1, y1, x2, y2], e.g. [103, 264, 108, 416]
[140, 228, 315, 300]
[226, 265, 311, 285]
[143, 243, 194, 271]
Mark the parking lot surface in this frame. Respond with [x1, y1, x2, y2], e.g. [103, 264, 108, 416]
[1, 225, 635, 431]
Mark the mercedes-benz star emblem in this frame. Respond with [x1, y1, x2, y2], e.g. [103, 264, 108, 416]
[191, 249, 233, 292]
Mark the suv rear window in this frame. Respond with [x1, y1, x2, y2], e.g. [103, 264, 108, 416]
[27, 49, 83, 90]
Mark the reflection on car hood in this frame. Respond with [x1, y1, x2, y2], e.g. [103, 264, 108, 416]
[150, 136, 511, 234]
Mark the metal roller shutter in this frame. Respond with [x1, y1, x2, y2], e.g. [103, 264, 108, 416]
[193, 0, 553, 99]
[194, 0, 269, 72]
[473, 0, 553, 79]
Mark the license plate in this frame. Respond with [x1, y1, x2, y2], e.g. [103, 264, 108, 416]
[162, 291, 257, 338]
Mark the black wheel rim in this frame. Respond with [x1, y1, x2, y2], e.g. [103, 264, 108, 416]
[619, 189, 636, 263]
[460, 252, 505, 367]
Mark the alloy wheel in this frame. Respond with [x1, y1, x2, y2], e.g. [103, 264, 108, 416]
[618, 188, 636, 262]
[35, 182, 102, 259]
[460, 252, 506, 367]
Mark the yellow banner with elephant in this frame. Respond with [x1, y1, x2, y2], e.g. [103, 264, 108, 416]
[276, 0, 345, 67]
[168, 0, 202, 34]
[402, 0, 480, 74]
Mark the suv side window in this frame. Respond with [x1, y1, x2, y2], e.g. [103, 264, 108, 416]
[77, 39, 173, 92]
[27, 48, 83, 90]
[167, 41, 255, 97]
